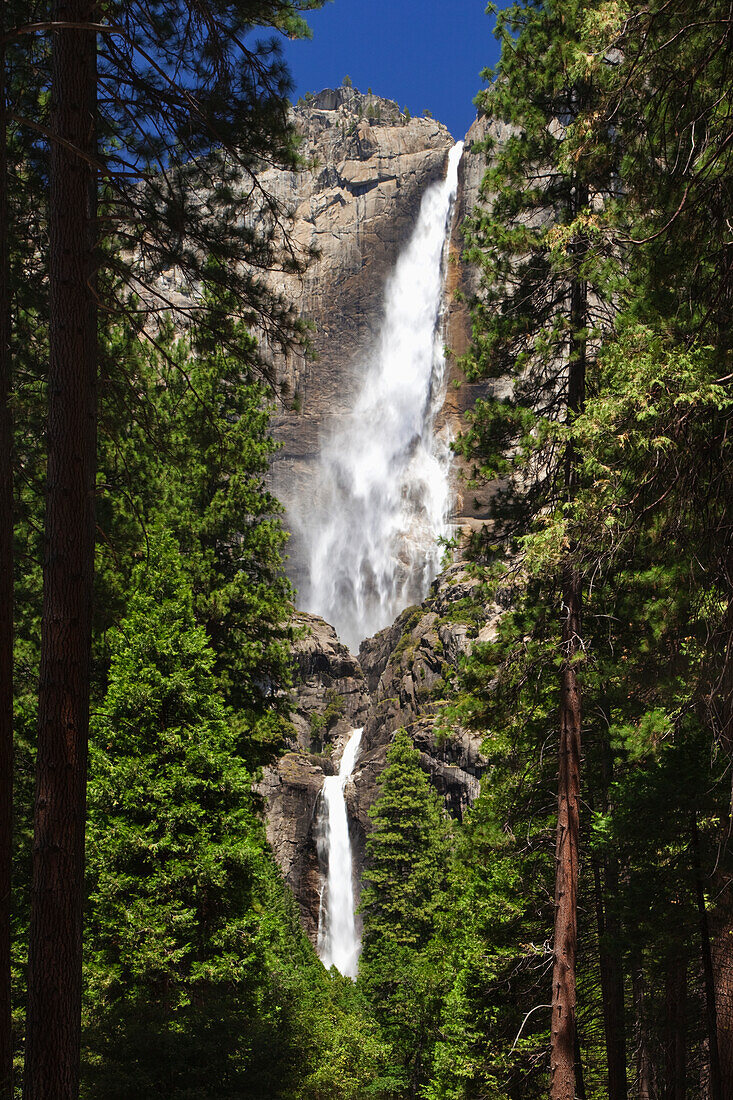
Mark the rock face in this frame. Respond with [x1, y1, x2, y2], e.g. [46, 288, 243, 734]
[263, 564, 501, 943]
[261, 88, 455, 589]
[440, 113, 516, 534]
[288, 611, 371, 752]
[354, 563, 495, 825]
[259, 612, 371, 941]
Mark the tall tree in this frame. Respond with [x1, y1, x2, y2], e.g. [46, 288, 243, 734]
[459, 1, 616, 1091]
[572, 3, 733, 1086]
[359, 728, 452, 1098]
[23, 4, 98, 1097]
[83, 530, 300, 1097]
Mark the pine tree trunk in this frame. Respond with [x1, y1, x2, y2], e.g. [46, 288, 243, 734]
[550, 563, 582, 1100]
[711, 600, 733, 1098]
[690, 815, 722, 1100]
[591, 725, 628, 1100]
[0, 27, 14, 1100]
[711, 889, 733, 1099]
[664, 952, 687, 1100]
[23, 3, 98, 1097]
[573, 1025, 587, 1100]
[592, 856, 628, 1100]
[632, 958, 654, 1100]
[549, 214, 587, 1100]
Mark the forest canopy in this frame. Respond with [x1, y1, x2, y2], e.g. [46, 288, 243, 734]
[1, 0, 732, 1098]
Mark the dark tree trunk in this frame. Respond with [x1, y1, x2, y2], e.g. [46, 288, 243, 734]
[664, 952, 687, 1100]
[549, 224, 587, 1100]
[550, 563, 583, 1100]
[711, 888, 733, 1099]
[23, 3, 98, 1098]
[632, 958, 654, 1100]
[0, 25, 14, 1100]
[711, 601, 733, 1098]
[690, 815, 722, 1100]
[574, 1024, 587, 1100]
[591, 725, 628, 1100]
[592, 857, 628, 1100]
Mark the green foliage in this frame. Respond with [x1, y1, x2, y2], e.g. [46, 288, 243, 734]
[309, 690, 344, 749]
[359, 730, 453, 1096]
[361, 729, 451, 952]
[96, 289, 295, 769]
[83, 532, 303, 1095]
[7, 0, 733, 1094]
[441, 0, 733, 1095]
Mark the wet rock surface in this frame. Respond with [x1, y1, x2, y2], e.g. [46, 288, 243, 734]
[289, 611, 371, 752]
[259, 612, 371, 939]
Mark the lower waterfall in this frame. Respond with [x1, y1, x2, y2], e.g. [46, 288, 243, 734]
[312, 142, 464, 977]
[316, 728, 363, 978]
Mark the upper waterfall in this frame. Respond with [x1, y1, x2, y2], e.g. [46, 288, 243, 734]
[298, 142, 464, 652]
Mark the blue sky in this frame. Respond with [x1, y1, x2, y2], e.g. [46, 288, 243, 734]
[283, 0, 505, 141]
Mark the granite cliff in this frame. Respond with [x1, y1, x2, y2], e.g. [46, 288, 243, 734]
[262, 88, 454, 587]
[254, 88, 505, 942]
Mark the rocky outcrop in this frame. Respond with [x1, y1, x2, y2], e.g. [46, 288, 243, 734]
[288, 611, 371, 751]
[259, 612, 371, 939]
[266, 562, 502, 942]
[440, 113, 516, 535]
[259, 753, 326, 942]
[352, 563, 497, 825]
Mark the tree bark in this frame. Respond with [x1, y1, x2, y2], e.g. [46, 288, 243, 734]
[690, 814, 722, 1100]
[550, 563, 583, 1100]
[631, 957, 654, 1100]
[663, 951, 687, 1100]
[0, 24, 14, 1100]
[573, 1024, 587, 1100]
[23, 3, 98, 1097]
[549, 210, 587, 1100]
[592, 856, 628, 1100]
[711, 600, 733, 1098]
[711, 888, 733, 1099]
[591, 725, 628, 1100]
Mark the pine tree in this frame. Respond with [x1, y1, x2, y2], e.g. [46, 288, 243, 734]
[96, 293, 294, 768]
[0, 12, 12, 1094]
[459, 1, 619, 1091]
[84, 531, 301, 1096]
[359, 728, 452, 1097]
[23, 6, 98, 1095]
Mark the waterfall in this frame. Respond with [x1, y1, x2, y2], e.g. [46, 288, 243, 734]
[301, 141, 464, 654]
[311, 142, 464, 978]
[316, 728, 363, 978]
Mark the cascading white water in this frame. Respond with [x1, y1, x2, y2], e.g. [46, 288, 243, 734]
[311, 143, 464, 978]
[316, 728, 363, 977]
[301, 142, 464, 654]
